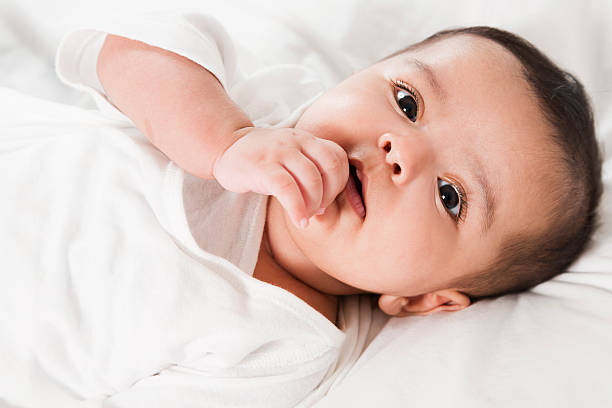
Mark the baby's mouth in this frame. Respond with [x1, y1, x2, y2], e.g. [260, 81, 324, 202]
[346, 164, 366, 218]
[350, 164, 364, 201]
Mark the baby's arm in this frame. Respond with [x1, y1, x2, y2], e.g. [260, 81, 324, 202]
[97, 35, 348, 227]
[97, 34, 249, 180]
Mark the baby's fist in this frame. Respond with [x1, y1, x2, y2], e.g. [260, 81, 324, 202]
[212, 127, 349, 228]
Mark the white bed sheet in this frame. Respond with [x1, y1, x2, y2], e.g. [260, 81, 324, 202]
[1, 0, 611, 406]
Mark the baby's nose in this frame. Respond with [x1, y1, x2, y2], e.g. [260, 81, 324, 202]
[377, 132, 434, 185]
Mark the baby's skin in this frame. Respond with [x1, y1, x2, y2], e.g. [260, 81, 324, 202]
[98, 32, 557, 321]
[213, 126, 349, 229]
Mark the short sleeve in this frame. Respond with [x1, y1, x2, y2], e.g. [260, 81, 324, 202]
[55, 11, 239, 119]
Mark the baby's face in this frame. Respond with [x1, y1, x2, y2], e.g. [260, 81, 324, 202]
[284, 35, 556, 297]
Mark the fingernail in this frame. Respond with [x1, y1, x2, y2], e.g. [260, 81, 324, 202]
[315, 207, 326, 215]
[300, 218, 309, 228]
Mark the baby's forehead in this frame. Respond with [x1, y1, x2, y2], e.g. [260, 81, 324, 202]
[386, 33, 525, 85]
[394, 36, 531, 112]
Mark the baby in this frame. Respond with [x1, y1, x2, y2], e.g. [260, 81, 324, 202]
[97, 24, 602, 323]
[0, 11, 603, 408]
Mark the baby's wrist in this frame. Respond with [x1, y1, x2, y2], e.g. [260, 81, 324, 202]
[211, 126, 254, 179]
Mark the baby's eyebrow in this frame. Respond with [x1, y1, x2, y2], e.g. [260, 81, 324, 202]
[468, 152, 497, 233]
[477, 170, 496, 233]
[404, 57, 446, 101]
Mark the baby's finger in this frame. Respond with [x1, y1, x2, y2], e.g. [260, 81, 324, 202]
[264, 164, 311, 228]
[300, 138, 349, 211]
[279, 151, 324, 218]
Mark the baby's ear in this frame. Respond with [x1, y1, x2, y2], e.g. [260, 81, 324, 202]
[378, 290, 471, 317]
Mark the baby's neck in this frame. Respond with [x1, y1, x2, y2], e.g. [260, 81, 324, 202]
[252, 200, 338, 324]
[253, 235, 338, 324]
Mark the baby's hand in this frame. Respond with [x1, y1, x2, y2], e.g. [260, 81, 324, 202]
[213, 127, 349, 228]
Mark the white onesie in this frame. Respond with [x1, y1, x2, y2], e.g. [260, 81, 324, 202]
[0, 11, 375, 408]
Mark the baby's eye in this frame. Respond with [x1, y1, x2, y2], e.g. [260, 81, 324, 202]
[392, 80, 420, 122]
[438, 179, 464, 221]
